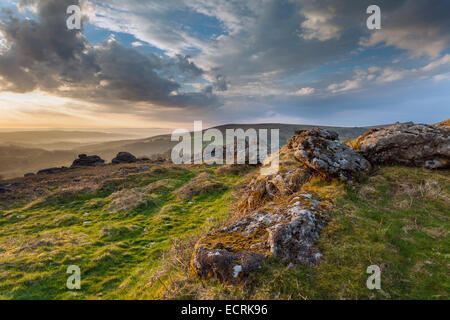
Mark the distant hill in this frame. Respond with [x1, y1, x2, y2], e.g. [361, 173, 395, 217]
[0, 131, 137, 150]
[0, 123, 391, 179]
[78, 123, 371, 161]
[0, 145, 77, 179]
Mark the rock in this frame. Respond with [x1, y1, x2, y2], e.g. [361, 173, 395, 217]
[355, 123, 450, 169]
[238, 166, 313, 213]
[0, 188, 11, 194]
[71, 154, 105, 168]
[191, 191, 330, 283]
[287, 128, 371, 183]
[37, 167, 68, 175]
[112, 152, 137, 164]
[435, 119, 450, 129]
[24, 173, 35, 177]
[191, 247, 264, 284]
[267, 203, 327, 267]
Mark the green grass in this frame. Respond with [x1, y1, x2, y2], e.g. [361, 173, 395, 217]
[0, 165, 247, 299]
[153, 166, 450, 300]
[0, 165, 448, 300]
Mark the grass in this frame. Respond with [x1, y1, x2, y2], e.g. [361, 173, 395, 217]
[0, 164, 448, 300]
[0, 163, 248, 299]
[151, 166, 450, 300]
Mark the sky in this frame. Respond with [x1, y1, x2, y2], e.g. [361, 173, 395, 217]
[0, 0, 449, 129]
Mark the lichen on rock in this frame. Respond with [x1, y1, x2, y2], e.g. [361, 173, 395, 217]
[287, 128, 371, 184]
[191, 191, 331, 283]
[355, 123, 450, 169]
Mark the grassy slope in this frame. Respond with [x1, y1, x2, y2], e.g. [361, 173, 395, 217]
[0, 164, 245, 299]
[0, 165, 449, 300]
[151, 167, 450, 300]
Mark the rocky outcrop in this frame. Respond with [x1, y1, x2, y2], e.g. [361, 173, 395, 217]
[191, 191, 331, 283]
[435, 119, 450, 129]
[112, 152, 137, 164]
[238, 166, 313, 213]
[191, 128, 377, 284]
[71, 154, 105, 168]
[287, 128, 371, 183]
[355, 123, 450, 169]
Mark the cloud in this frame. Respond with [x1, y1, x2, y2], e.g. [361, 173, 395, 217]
[1, 0, 450, 126]
[300, 8, 340, 41]
[327, 54, 450, 94]
[293, 87, 315, 96]
[362, 0, 450, 58]
[0, 0, 219, 111]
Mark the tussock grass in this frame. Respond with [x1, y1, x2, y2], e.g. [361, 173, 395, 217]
[0, 163, 241, 299]
[151, 166, 450, 300]
[0, 163, 448, 300]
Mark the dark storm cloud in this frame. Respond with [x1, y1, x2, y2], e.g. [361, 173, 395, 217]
[202, 0, 450, 92]
[1, 0, 449, 125]
[0, 0, 218, 109]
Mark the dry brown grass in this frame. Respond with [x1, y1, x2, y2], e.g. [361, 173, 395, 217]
[106, 188, 154, 213]
[175, 172, 223, 200]
[0, 161, 186, 207]
[392, 178, 448, 208]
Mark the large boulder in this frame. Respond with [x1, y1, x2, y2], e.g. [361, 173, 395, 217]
[191, 191, 330, 283]
[71, 154, 105, 168]
[112, 152, 137, 164]
[287, 128, 371, 184]
[355, 123, 450, 169]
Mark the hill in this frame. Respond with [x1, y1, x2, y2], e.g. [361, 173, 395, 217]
[0, 121, 448, 300]
[0, 124, 371, 179]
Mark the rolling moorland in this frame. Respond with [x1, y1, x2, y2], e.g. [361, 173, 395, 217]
[0, 124, 371, 179]
[0, 121, 448, 300]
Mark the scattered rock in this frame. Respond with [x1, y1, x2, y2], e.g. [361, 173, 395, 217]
[37, 167, 68, 175]
[112, 152, 137, 164]
[355, 123, 450, 169]
[71, 154, 105, 168]
[0, 188, 11, 194]
[287, 128, 371, 183]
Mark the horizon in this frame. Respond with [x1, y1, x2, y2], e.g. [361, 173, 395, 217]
[0, 119, 441, 133]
